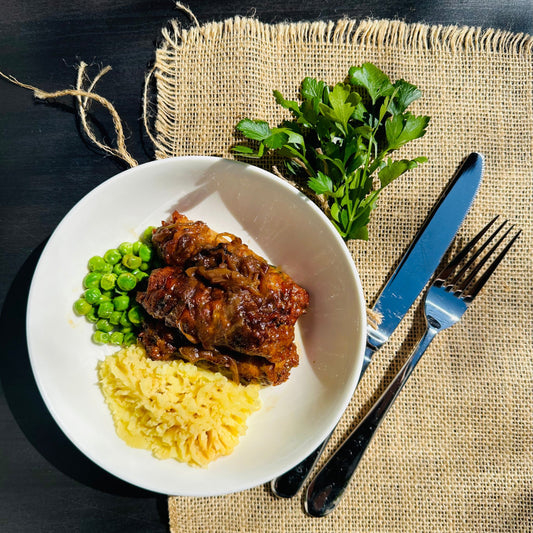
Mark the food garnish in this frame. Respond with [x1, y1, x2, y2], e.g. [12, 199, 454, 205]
[234, 62, 430, 241]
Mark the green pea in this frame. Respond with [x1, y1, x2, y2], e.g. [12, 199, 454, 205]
[138, 244, 152, 262]
[123, 332, 137, 346]
[96, 318, 114, 333]
[131, 269, 149, 282]
[127, 305, 143, 325]
[83, 271, 102, 289]
[122, 253, 142, 270]
[109, 331, 124, 345]
[92, 331, 110, 344]
[73, 298, 92, 316]
[142, 226, 155, 243]
[97, 291, 113, 304]
[100, 273, 117, 291]
[86, 307, 98, 323]
[109, 311, 122, 325]
[139, 262, 150, 271]
[100, 262, 113, 273]
[113, 294, 130, 311]
[132, 241, 142, 254]
[118, 242, 133, 255]
[142, 226, 154, 241]
[88, 256, 106, 272]
[119, 312, 132, 328]
[117, 272, 137, 291]
[97, 301, 114, 318]
[103, 249, 121, 265]
[84, 288, 101, 305]
[120, 325, 133, 334]
[113, 263, 129, 276]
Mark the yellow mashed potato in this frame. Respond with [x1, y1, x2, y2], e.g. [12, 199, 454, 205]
[97, 344, 261, 467]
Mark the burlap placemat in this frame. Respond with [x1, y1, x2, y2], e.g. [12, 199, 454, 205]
[149, 16, 533, 532]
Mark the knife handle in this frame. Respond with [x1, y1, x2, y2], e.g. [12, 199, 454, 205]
[270, 344, 377, 498]
[270, 435, 330, 498]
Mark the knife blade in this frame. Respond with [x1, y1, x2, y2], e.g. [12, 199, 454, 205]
[271, 152, 484, 500]
[364, 151, 484, 367]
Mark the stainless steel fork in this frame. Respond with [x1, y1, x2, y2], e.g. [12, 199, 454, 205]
[305, 216, 521, 517]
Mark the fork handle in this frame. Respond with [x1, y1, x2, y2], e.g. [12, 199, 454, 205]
[305, 326, 438, 517]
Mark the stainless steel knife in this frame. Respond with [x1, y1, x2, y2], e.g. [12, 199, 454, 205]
[271, 152, 484, 499]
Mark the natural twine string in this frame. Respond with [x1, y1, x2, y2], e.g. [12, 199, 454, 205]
[174, 2, 199, 27]
[0, 62, 138, 168]
[0, 3, 200, 169]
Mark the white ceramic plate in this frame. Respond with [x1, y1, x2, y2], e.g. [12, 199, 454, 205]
[26, 156, 366, 496]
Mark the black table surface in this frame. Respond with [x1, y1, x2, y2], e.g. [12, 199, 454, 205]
[0, 2, 531, 531]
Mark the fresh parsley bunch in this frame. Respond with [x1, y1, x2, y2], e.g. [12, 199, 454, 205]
[234, 63, 430, 241]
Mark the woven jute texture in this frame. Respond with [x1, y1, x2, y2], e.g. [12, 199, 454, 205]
[151, 16, 533, 532]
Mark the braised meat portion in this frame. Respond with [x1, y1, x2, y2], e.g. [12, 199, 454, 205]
[136, 211, 309, 385]
[138, 264, 306, 363]
[151, 211, 224, 267]
[139, 318, 298, 385]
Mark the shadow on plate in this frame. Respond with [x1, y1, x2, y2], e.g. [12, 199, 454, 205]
[0, 242, 167, 515]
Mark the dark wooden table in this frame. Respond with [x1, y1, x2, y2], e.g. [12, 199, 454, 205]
[0, 2, 530, 531]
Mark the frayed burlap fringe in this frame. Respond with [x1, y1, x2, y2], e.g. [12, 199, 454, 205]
[150, 17, 533, 161]
[158, 16, 533, 56]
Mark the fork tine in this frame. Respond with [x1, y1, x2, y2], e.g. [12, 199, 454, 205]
[449, 218, 507, 287]
[436, 215, 500, 285]
[463, 229, 521, 301]
[458, 224, 514, 291]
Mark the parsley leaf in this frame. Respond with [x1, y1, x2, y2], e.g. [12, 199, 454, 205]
[308, 171, 334, 196]
[273, 91, 301, 117]
[319, 84, 361, 133]
[236, 119, 271, 141]
[378, 157, 427, 187]
[234, 64, 430, 241]
[301, 77, 328, 100]
[348, 63, 394, 104]
[386, 113, 430, 150]
[390, 79, 422, 114]
[263, 129, 290, 150]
